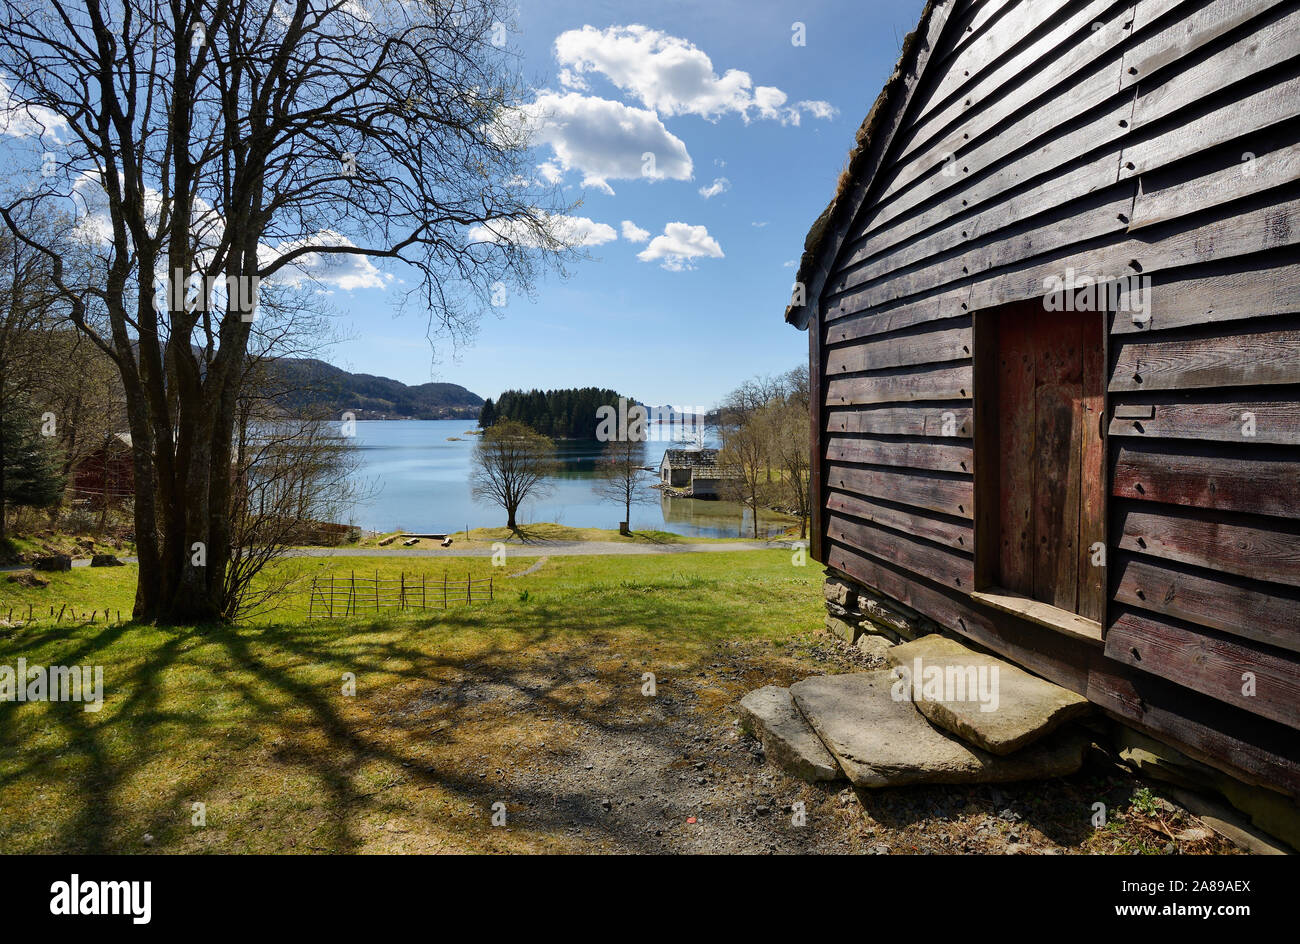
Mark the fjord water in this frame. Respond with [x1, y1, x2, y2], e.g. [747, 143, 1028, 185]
[346, 419, 792, 538]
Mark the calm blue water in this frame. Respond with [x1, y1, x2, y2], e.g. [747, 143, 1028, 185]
[345, 420, 791, 538]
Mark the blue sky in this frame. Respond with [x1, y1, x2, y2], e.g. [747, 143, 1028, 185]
[1, 0, 929, 408]
[330, 0, 929, 407]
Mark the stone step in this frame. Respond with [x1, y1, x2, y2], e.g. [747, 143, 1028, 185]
[885, 636, 1090, 755]
[737, 686, 843, 782]
[789, 671, 1090, 788]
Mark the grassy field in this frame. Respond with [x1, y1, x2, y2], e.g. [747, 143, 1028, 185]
[0, 550, 829, 852]
[0, 549, 1238, 854]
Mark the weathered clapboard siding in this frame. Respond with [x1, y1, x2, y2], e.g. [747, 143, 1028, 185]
[791, 0, 1300, 795]
[1107, 389, 1300, 444]
[1115, 502, 1300, 587]
[1106, 607, 1300, 729]
[1112, 552, 1300, 652]
[1111, 440, 1300, 518]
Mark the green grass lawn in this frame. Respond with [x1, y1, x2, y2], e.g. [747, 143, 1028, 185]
[0, 549, 826, 853]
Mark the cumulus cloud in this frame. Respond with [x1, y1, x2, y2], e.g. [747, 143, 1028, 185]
[520, 90, 692, 194]
[636, 222, 723, 271]
[553, 25, 837, 125]
[0, 74, 68, 140]
[698, 176, 730, 199]
[467, 213, 618, 249]
[798, 100, 839, 120]
[260, 230, 391, 291]
[621, 220, 650, 243]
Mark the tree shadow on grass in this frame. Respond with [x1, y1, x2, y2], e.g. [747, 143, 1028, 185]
[1, 588, 830, 854]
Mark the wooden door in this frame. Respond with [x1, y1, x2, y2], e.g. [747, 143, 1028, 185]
[990, 304, 1105, 621]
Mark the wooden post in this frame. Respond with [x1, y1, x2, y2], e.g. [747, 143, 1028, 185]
[422, 573, 426, 610]
[443, 571, 447, 609]
[350, 570, 356, 617]
[400, 572, 406, 611]
[329, 574, 335, 618]
[309, 577, 315, 620]
[466, 572, 471, 604]
[376, 570, 380, 612]
[490, 577, 493, 602]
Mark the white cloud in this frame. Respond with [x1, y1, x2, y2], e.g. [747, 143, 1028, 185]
[698, 176, 730, 199]
[260, 230, 391, 291]
[520, 90, 692, 194]
[467, 213, 618, 249]
[0, 74, 68, 140]
[621, 220, 650, 243]
[636, 222, 723, 271]
[798, 100, 839, 120]
[751, 221, 768, 228]
[553, 25, 838, 125]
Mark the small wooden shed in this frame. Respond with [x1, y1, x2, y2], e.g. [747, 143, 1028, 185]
[786, 0, 1300, 797]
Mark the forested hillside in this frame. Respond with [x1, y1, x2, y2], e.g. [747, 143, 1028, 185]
[268, 358, 483, 419]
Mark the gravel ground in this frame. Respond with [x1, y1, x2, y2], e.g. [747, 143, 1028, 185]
[392, 632, 1241, 854]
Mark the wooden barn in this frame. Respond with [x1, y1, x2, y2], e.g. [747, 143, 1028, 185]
[786, 0, 1300, 801]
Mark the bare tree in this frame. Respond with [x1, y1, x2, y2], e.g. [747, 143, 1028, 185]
[593, 436, 650, 531]
[0, 0, 572, 622]
[470, 419, 553, 531]
[719, 411, 772, 540]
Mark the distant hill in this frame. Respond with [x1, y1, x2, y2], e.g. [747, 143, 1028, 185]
[266, 358, 483, 420]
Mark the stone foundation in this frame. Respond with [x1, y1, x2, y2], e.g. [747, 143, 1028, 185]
[822, 569, 937, 645]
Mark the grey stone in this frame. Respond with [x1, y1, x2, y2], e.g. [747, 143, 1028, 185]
[886, 636, 1090, 755]
[825, 615, 861, 644]
[32, 555, 71, 572]
[823, 577, 858, 608]
[789, 672, 1089, 788]
[856, 633, 894, 661]
[737, 685, 843, 782]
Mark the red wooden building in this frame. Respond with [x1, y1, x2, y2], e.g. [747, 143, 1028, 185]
[787, 0, 1300, 798]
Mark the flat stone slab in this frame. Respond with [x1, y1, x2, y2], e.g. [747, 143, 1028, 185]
[737, 686, 843, 782]
[790, 672, 1089, 788]
[886, 636, 1090, 755]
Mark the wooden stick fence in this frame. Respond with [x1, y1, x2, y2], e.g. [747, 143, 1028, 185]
[0, 604, 125, 626]
[307, 570, 493, 620]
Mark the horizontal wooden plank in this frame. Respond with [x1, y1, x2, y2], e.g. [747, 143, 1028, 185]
[833, 188, 1135, 308]
[1112, 440, 1300, 518]
[1088, 664, 1300, 795]
[826, 361, 973, 406]
[901, 0, 1113, 164]
[827, 513, 973, 590]
[1112, 552, 1300, 652]
[914, 0, 1078, 139]
[1110, 256, 1300, 334]
[1105, 607, 1300, 729]
[875, 10, 1131, 211]
[839, 149, 1122, 284]
[826, 435, 973, 474]
[827, 489, 974, 551]
[1129, 138, 1300, 231]
[1129, 2, 1300, 130]
[825, 542, 1095, 692]
[1107, 393, 1300, 444]
[1116, 503, 1300, 586]
[1110, 320, 1300, 392]
[826, 461, 974, 518]
[1119, 68, 1300, 180]
[825, 405, 972, 438]
[825, 321, 972, 373]
[1121, 0, 1288, 91]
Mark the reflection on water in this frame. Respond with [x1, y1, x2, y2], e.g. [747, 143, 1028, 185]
[658, 493, 789, 539]
[346, 419, 796, 539]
